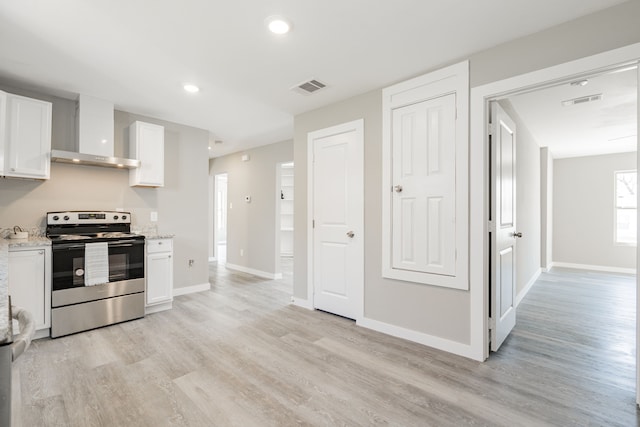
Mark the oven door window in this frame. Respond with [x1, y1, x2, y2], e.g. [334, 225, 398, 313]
[52, 240, 145, 291]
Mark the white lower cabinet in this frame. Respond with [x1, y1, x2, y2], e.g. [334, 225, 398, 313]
[145, 238, 173, 313]
[8, 246, 51, 338]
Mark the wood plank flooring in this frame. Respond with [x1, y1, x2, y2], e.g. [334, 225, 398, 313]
[11, 263, 639, 426]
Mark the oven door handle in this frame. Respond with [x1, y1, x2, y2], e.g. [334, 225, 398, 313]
[109, 239, 144, 247]
[53, 243, 87, 251]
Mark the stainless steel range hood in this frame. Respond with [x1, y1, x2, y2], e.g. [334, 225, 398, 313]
[51, 95, 139, 169]
[51, 150, 140, 169]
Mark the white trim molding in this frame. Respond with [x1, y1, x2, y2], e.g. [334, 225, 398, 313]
[290, 297, 313, 310]
[173, 282, 211, 296]
[358, 317, 475, 360]
[551, 262, 636, 275]
[225, 263, 283, 280]
[515, 268, 541, 307]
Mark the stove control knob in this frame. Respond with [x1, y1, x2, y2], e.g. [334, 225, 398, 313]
[122, 215, 127, 220]
[63, 215, 70, 221]
[52, 215, 59, 221]
[113, 215, 119, 220]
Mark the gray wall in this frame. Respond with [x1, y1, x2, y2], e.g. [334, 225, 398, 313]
[540, 147, 554, 270]
[499, 100, 542, 296]
[293, 1, 640, 346]
[0, 84, 210, 290]
[209, 140, 293, 276]
[553, 152, 637, 270]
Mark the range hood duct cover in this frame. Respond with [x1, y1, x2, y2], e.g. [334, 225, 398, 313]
[51, 94, 139, 169]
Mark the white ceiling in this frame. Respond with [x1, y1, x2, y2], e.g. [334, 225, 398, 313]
[508, 67, 637, 158]
[0, 0, 629, 158]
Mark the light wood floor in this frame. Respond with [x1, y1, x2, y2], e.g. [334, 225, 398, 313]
[12, 263, 638, 426]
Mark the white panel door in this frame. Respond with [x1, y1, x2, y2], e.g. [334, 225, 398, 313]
[311, 121, 363, 320]
[490, 103, 519, 352]
[391, 93, 456, 277]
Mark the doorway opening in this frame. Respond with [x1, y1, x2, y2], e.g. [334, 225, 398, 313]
[485, 63, 639, 404]
[278, 162, 294, 281]
[214, 173, 228, 264]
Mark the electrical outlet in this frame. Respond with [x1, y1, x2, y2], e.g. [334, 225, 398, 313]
[150, 211, 158, 222]
[188, 259, 194, 267]
[240, 249, 244, 256]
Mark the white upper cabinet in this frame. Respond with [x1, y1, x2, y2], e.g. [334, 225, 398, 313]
[1, 91, 52, 179]
[129, 121, 164, 187]
[382, 61, 469, 290]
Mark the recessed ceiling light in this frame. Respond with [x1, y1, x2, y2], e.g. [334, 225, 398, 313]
[184, 84, 200, 93]
[266, 16, 292, 35]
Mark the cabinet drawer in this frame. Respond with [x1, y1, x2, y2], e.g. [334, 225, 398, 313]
[147, 239, 172, 253]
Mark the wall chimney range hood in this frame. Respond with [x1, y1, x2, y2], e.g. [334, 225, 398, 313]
[51, 95, 140, 169]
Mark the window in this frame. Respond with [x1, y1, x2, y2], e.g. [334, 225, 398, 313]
[615, 170, 637, 245]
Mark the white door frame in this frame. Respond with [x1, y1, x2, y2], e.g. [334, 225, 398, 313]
[306, 119, 364, 322]
[469, 43, 640, 402]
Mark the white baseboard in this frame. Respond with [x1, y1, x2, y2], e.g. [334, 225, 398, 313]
[225, 263, 282, 280]
[290, 297, 313, 310]
[145, 301, 173, 314]
[551, 262, 636, 275]
[173, 282, 211, 296]
[357, 317, 475, 360]
[516, 268, 541, 307]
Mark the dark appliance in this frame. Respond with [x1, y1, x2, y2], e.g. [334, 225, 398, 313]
[47, 211, 145, 338]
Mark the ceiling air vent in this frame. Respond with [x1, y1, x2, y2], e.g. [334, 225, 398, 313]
[561, 93, 603, 107]
[291, 79, 327, 95]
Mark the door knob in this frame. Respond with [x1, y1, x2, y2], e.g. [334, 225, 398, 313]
[393, 185, 403, 193]
[346, 231, 355, 238]
[512, 232, 523, 238]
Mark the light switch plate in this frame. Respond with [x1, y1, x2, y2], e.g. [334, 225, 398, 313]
[150, 211, 158, 222]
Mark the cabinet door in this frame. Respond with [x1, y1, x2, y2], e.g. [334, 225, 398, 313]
[146, 252, 173, 305]
[8, 249, 47, 331]
[6, 94, 52, 179]
[130, 121, 164, 187]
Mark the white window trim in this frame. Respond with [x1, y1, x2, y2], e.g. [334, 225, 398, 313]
[381, 61, 469, 290]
